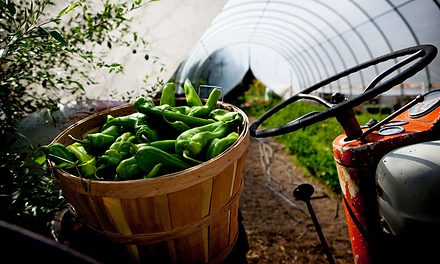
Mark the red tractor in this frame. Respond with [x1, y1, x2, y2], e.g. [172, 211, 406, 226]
[250, 44, 439, 264]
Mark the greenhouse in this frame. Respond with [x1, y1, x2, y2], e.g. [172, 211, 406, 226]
[176, 0, 440, 100]
[1, 0, 440, 263]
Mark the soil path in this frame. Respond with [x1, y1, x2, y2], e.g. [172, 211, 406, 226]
[239, 137, 353, 264]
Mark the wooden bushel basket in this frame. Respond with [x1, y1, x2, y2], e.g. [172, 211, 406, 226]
[50, 99, 250, 264]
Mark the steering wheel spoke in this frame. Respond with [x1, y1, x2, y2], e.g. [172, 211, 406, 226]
[297, 93, 333, 108]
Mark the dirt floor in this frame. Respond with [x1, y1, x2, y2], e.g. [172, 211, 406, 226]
[239, 137, 353, 264]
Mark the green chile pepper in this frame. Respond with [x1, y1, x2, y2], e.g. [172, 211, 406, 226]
[101, 113, 144, 131]
[69, 125, 119, 150]
[66, 142, 96, 178]
[40, 142, 77, 165]
[205, 132, 239, 160]
[166, 119, 191, 133]
[175, 121, 230, 162]
[97, 132, 136, 172]
[115, 156, 142, 180]
[134, 97, 214, 127]
[183, 78, 203, 107]
[188, 87, 221, 118]
[134, 114, 158, 143]
[209, 109, 243, 124]
[171, 106, 191, 115]
[116, 146, 189, 180]
[135, 139, 176, 153]
[161, 108, 190, 133]
[144, 163, 163, 179]
[100, 125, 120, 138]
[135, 146, 190, 175]
[159, 82, 176, 106]
[150, 139, 177, 153]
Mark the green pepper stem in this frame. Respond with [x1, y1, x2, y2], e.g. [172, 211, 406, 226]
[183, 151, 203, 164]
[68, 134, 83, 143]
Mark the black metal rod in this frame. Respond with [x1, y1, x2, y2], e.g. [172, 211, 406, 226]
[304, 199, 336, 264]
[293, 184, 335, 264]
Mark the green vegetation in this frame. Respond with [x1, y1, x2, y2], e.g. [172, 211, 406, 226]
[244, 81, 387, 193]
[1, 0, 158, 235]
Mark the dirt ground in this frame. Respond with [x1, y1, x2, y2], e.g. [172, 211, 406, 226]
[239, 137, 353, 264]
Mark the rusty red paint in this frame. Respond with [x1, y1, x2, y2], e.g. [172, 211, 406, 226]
[333, 106, 440, 264]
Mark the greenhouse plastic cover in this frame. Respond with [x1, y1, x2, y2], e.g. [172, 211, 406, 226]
[85, 0, 440, 102]
[173, 0, 440, 100]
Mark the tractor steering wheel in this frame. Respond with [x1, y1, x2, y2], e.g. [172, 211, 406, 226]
[250, 45, 437, 138]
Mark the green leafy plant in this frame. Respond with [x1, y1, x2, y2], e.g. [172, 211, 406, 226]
[0, 0, 159, 235]
[0, 152, 64, 232]
[245, 79, 266, 100]
[1, 0, 155, 135]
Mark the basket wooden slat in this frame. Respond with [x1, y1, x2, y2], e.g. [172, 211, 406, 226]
[125, 195, 172, 234]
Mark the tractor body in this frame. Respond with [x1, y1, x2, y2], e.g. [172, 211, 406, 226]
[333, 89, 440, 263]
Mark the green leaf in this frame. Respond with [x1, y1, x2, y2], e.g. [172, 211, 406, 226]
[70, 80, 84, 91]
[11, 190, 20, 201]
[33, 154, 47, 165]
[44, 28, 68, 46]
[144, 54, 149, 61]
[49, 17, 62, 24]
[6, 1, 16, 16]
[57, 2, 79, 18]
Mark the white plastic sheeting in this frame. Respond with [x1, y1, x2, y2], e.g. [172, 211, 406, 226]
[85, 0, 228, 100]
[176, 0, 440, 99]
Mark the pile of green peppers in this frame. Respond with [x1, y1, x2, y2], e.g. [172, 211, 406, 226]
[41, 79, 243, 181]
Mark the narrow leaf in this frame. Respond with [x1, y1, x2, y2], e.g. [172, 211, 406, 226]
[71, 80, 84, 91]
[57, 6, 69, 17]
[38, 27, 49, 36]
[46, 28, 68, 45]
[58, 2, 79, 17]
